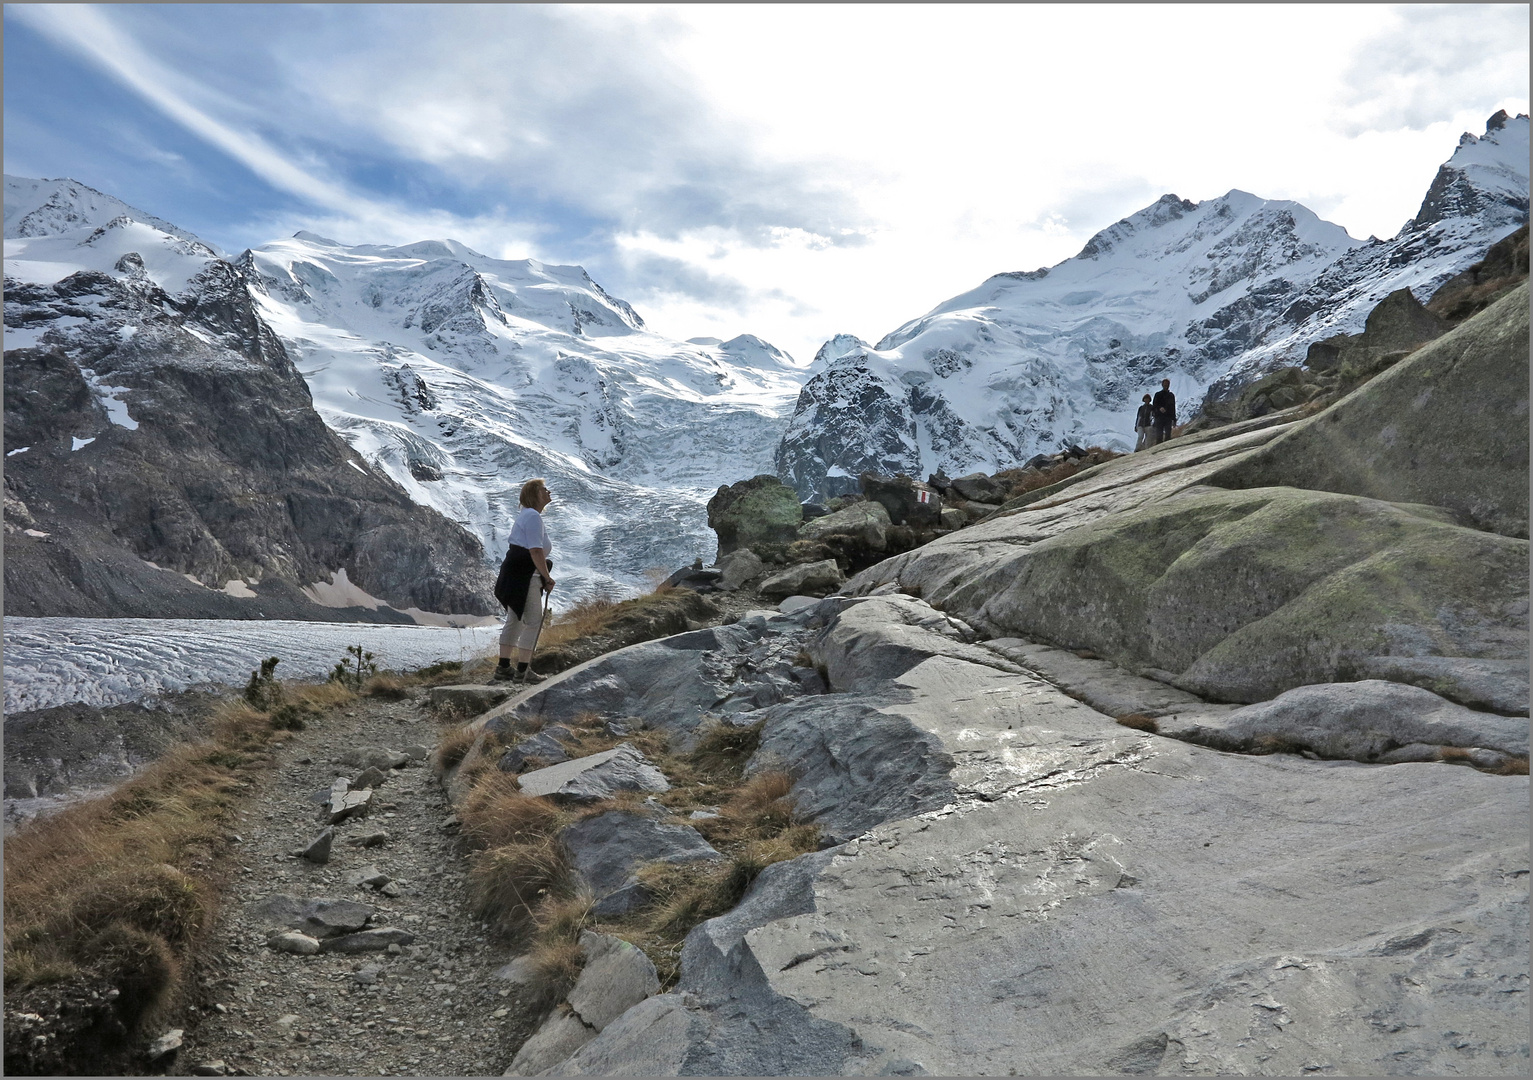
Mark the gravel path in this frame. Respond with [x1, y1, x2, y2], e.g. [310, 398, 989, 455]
[180, 692, 544, 1077]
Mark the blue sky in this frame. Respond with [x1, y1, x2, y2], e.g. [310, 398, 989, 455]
[5, 4, 1529, 362]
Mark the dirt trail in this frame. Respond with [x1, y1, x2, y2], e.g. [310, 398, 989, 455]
[179, 691, 543, 1077]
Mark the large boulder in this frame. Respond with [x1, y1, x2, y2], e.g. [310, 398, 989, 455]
[707, 475, 803, 558]
[797, 500, 891, 550]
[859, 473, 941, 527]
[1209, 282, 1529, 538]
[948, 472, 1004, 504]
[758, 559, 845, 601]
[715, 548, 765, 591]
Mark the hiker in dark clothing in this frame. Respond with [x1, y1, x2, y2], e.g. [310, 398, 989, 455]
[1134, 394, 1154, 451]
[1151, 379, 1176, 445]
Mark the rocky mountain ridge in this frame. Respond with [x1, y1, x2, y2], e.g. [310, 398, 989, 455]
[3, 175, 811, 611]
[777, 112, 1529, 500]
[3, 180, 495, 620]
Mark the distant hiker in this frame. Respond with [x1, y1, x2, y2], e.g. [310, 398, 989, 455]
[491, 478, 556, 684]
[1151, 379, 1177, 445]
[1134, 394, 1154, 451]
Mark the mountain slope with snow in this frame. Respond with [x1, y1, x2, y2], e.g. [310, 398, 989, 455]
[3, 177, 495, 621]
[778, 113, 1529, 500]
[239, 234, 806, 594]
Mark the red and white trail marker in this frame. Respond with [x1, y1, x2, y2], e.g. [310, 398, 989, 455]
[917, 490, 931, 504]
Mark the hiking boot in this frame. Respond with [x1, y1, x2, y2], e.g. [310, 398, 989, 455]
[488, 665, 516, 684]
[519, 669, 546, 685]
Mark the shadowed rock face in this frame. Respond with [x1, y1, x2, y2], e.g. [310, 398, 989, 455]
[3, 265, 494, 618]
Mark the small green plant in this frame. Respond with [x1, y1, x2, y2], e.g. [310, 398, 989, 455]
[269, 703, 314, 731]
[243, 657, 282, 711]
[330, 644, 379, 691]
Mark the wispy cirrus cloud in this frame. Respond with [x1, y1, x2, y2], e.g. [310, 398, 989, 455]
[4, 4, 1526, 364]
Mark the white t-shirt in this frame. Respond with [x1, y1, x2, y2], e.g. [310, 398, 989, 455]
[508, 507, 551, 552]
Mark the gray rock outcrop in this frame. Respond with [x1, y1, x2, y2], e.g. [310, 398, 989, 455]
[1206, 282, 1529, 538]
[515, 745, 670, 803]
[1163, 679, 1530, 762]
[450, 329, 1530, 1075]
[847, 294, 1530, 708]
[529, 593, 1528, 1076]
[561, 811, 724, 917]
[757, 559, 844, 601]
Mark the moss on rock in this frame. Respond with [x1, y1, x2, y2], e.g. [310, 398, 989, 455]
[973, 485, 1528, 703]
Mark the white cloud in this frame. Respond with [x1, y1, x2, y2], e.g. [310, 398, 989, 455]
[13, 3, 1527, 367]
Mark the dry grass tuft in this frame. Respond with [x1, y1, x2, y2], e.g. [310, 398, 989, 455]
[1115, 713, 1160, 733]
[467, 839, 572, 939]
[291, 680, 356, 710]
[535, 589, 694, 654]
[6, 734, 260, 1036]
[994, 446, 1123, 501]
[1494, 756, 1531, 776]
[461, 775, 567, 851]
[362, 673, 411, 700]
[434, 724, 481, 776]
[689, 721, 763, 781]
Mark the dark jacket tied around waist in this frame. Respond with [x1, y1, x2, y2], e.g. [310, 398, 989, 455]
[494, 544, 538, 618]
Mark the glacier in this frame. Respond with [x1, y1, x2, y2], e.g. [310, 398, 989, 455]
[2, 616, 501, 714]
[237, 236, 808, 597]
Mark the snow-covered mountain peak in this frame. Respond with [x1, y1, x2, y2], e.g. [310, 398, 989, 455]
[4, 175, 216, 251]
[778, 118, 1528, 501]
[232, 228, 806, 592]
[1076, 193, 1198, 259]
[1410, 112, 1529, 231]
[812, 333, 874, 371]
[715, 333, 802, 372]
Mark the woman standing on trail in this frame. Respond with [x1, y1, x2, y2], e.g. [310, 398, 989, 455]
[491, 478, 556, 684]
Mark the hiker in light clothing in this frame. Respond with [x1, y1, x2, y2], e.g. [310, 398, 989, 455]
[1133, 394, 1154, 451]
[492, 478, 555, 684]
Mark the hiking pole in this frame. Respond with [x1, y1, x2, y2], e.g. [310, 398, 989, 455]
[518, 585, 555, 686]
